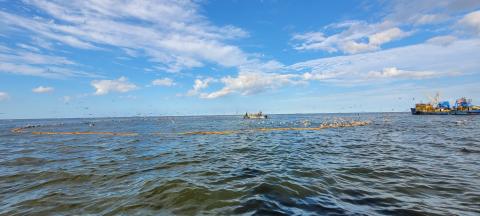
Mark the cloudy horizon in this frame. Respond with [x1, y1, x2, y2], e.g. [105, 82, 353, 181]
[1, 0, 480, 119]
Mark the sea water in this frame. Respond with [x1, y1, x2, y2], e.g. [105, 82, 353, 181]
[0, 113, 479, 215]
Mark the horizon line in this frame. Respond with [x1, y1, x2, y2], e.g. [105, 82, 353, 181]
[0, 111, 409, 121]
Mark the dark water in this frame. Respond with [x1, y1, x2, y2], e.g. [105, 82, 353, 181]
[1, 113, 479, 215]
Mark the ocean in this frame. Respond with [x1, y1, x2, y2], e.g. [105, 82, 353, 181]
[0, 113, 479, 215]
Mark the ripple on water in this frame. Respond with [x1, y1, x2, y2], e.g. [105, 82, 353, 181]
[1, 114, 480, 215]
[1, 157, 50, 166]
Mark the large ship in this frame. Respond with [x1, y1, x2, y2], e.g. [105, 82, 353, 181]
[411, 94, 480, 115]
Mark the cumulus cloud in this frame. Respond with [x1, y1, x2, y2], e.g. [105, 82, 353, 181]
[458, 10, 480, 35]
[291, 1, 480, 55]
[91, 76, 137, 95]
[151, 78, 175, 86]
[369, 28, 409, 46]
[190, 37, 478, 99]
[187, 78, 215, 96]
[292, 22, 411, 54]
[32, 86, 54, 93]
[0, 92, 9, 101]
[2, 0, 479, 101]
[200, 72, 304, 99]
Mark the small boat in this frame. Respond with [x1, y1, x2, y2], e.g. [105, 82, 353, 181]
[243, 111, 268, 119]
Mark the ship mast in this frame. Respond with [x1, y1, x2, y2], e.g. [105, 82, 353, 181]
[427, 92, 440, 107]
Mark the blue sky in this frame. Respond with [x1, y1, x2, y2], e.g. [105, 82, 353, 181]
[1, 0, 480, 119]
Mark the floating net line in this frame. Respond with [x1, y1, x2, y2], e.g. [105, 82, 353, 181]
[180, 121, 370, 135]
[10, 126, 138, 136]
[11, 120, 371, 136]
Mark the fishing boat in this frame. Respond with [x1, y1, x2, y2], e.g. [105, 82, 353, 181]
[243, 111, 268, 119]
[411, 94, 480, 115]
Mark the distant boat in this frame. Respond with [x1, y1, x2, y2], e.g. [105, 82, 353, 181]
[243, 111, 268, 119]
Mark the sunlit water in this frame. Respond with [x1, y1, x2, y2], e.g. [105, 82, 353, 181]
[1, 113, 479, 215]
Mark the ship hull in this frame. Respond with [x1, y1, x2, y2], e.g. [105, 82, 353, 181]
[411, 108, 480, 115]
[243, 116, 267, 119]
[450, 110, 480, 115]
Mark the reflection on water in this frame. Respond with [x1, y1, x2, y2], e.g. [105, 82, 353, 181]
[0, 113, 479, 215]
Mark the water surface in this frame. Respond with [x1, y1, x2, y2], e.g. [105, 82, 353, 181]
[0, 113, 479, 215]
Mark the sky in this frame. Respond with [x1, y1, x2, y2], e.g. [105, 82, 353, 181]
[1, 0, 480, 119]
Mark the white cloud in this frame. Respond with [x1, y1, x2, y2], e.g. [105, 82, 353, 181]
[365, 67, 457, 80]
[426, 35, 458, 46]
[192, 38, 478, 99]
[368, 28, 409, 46]
[384, 0, 480, 26]
[458, 10, 480, 35]
[0, 62, 97, 78]
[301, 71, 346, 81]
[289, 38, 478, 84]
[187, 78, 215, 96]
[412, 14, 449, 25]
[0, 92, 9, 101]
[152, 78, 175, 87]
[0, 1, 253, 73]
[0, 44, 97, 78]
[91, 76, 137, 95]
[200, 72, 304, 99]
[291, 1, 480, 55]
[32, 86, 54, 93]
[17, 43, 41, 52]
[0, 46, 73, 65]
[2, 0, 479, 102]
[292, 22, 411, 54]
[292, 32, 332, 52]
